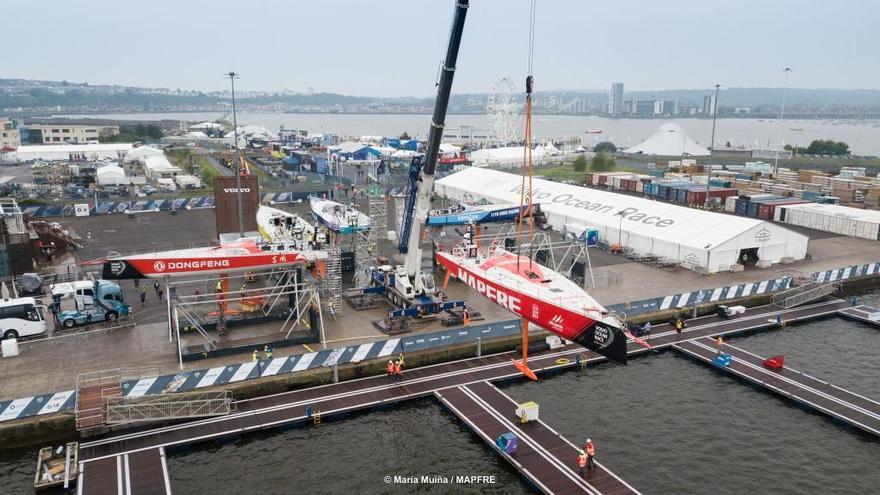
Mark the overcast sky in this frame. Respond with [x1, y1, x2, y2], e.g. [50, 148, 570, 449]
[6, 0, 878, 96]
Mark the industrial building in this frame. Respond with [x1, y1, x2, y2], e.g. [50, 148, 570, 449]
[24, 123, 119, 144]
[0, 119, 21, 150]
[435, 168, 810, 273]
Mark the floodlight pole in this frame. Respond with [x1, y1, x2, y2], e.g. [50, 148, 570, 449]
[226, 71, 245, 239]
[704, 84, 720, 209]
[773, 67, 793, 178]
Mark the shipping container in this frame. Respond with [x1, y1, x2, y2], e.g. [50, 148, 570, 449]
[776, 204, 880, 240]
[685, 186, 737, 206]
[756, 198, 810, 220]
[724, 195, 738, 213]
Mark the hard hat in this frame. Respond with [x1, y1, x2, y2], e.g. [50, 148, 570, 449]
[580, 449, 585, 455]
[586, 438, 591, 443]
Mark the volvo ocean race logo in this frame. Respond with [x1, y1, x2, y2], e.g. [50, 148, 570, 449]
[153, 260, 167, 272]
[754, 228, 771, 241]
[223, 188, 251, 193]
[549, 314, 564, 331]
[593, 324, 615, 349]
[109, 261, 126, 275]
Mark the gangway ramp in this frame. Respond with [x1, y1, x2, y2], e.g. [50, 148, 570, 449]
[771, 282, 838, 309]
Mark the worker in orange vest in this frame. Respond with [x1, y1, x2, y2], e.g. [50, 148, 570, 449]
[585, 439, 596, 472]
[386, 360, 395, 379]
[463, 307, 470, 327]
[577, 450, 588, 478]
[393, 360, 403, 382]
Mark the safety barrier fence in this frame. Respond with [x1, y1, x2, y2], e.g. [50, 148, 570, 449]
[1, 260, 878, 424]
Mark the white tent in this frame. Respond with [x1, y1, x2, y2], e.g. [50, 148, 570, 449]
[143, 155, 181, 178]
[95, 165, 127, 185]
[436, 168, 809, 273]
[183, 131, 209, 139]
[190, 121, 223, 131]
[623, 123, 710, 156]
[13, 143, 132, 162]
[469, 146, 548, 168]
[175, 174, 202, 189]
[125, 146, 164, 162]
[225, 125, 277, 147]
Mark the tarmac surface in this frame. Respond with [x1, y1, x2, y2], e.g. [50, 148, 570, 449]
[1, 203, 878, 401]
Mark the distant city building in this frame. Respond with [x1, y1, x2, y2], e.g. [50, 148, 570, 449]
[0, 119, 21, 150]
[634, 100, 655, 116]
[25, 123, 119, 144]
[703, 95, 717, 116]
[609, 82, 624, 116]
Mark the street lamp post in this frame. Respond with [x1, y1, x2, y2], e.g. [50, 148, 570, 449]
[704, 84, 720, 209]
[773, 67, 793, 178]
[225, 71, 245, 239]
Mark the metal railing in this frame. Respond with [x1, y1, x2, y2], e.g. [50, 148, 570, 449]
[104, 390, 234, 424]
[772, 282, 838, 309]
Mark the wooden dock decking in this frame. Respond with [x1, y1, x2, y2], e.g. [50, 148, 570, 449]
[75, 299, 852, 494]
[78, 447, 171, 495]
[437, 382, 639, 494]
[838, 305, 880, 327]
[674, 338, 880, 436]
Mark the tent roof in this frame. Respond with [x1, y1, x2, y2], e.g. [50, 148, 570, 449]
[436, 167, 807, 252]
[623, 123, 710, 156]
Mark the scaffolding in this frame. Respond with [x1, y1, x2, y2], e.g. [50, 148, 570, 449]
[104, 390, 234, 425]
[322, 244, 343, 316]
[351, 196, 386, 287]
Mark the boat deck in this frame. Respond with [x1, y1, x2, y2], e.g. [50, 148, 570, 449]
[674, 338, 880, 436]
[437, 381, 638, 494]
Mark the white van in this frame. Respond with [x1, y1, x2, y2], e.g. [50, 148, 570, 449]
[0, 297, 47, 340]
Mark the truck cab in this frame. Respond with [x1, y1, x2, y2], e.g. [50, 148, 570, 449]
[59, 280, 129, 328]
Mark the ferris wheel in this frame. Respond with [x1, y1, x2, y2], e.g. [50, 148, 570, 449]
[486, 77, 520, 145]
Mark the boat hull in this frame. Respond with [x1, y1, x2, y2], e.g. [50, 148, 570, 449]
[427, 204, 531, 226]
[436, 251, 627, 364]
[103, 252, 310, 279]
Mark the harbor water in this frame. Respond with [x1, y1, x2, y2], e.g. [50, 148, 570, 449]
[57, 112, 880, 156]
[1, 294, 878, 493]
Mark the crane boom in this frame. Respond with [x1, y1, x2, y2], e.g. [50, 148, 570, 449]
[403, 0, 469, 281]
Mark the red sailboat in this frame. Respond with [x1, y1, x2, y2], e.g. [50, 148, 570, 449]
[99, 238, 327, 279]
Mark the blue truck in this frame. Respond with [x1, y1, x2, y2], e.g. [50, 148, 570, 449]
[58, 280, 130, 328]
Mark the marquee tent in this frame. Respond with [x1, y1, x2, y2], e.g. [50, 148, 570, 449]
[623, 123, 710, 156]
[435, 168, 809, 273]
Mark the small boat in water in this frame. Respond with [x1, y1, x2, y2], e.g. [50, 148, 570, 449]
[585, 129, 603, 134]
[436, 243, 628, 365]
[34, 442, 78, 491]
[427, 203, 537, 226]
[100, 238, 326, 279]
[309, 196, 371, 234]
